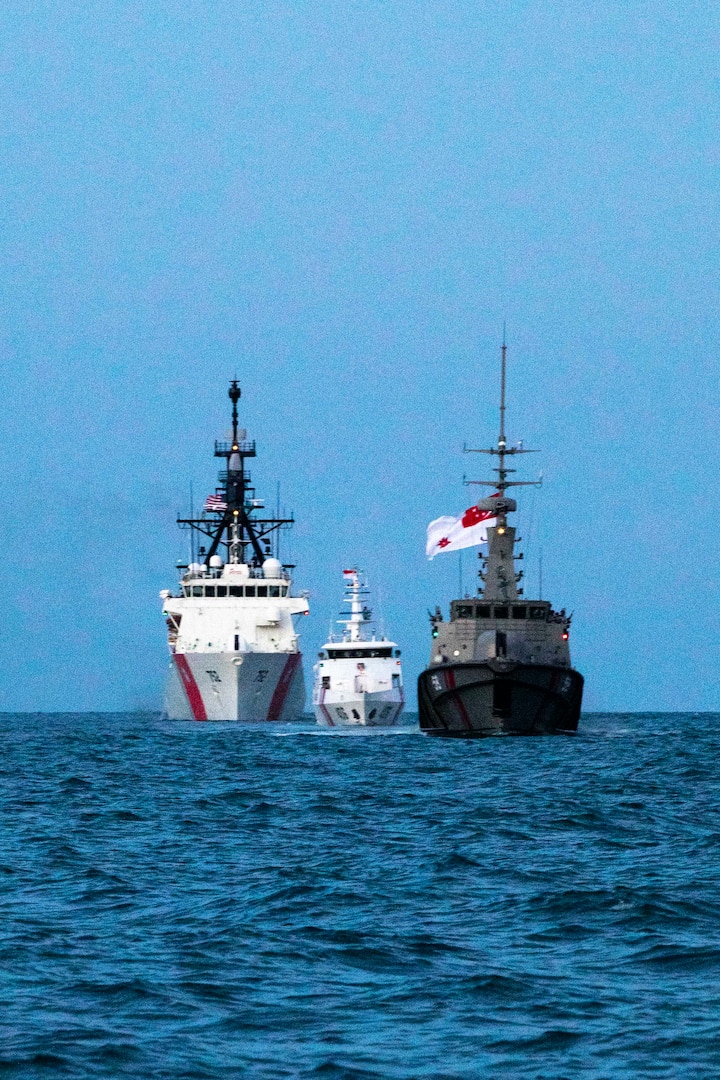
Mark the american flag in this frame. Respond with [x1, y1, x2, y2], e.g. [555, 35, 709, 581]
[204, 494, 227, 512]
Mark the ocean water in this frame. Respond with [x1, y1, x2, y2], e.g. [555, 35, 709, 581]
[1, 712, 719, 1079]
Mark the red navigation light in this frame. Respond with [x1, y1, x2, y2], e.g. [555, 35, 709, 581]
[562, 632, 569, 640]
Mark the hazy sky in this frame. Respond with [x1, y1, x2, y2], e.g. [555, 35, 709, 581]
[1, 1, 718, 711]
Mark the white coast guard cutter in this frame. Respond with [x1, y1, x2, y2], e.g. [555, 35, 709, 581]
[313, 570, 404, 726]
[160, 381, 308, 721]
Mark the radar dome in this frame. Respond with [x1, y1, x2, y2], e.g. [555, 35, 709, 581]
[263, 558, 282, 579]
[209, 554, 224, 568]
[188, 562, 203, 577]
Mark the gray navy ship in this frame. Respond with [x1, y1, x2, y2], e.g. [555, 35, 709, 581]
[418, 343, 584, 736]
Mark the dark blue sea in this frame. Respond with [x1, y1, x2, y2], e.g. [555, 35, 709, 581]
[1, 712, 719, 1078]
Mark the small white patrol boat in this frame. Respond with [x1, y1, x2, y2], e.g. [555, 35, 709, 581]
[313, 570, 404, 727]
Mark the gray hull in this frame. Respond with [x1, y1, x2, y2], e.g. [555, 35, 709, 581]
[418, 660, 583, 737]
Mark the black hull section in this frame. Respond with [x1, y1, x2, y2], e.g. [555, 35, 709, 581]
[418, 661, 583, 737]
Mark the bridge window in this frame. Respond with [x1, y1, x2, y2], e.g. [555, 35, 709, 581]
[529, 606, 547, 621]
[192, 586, 203, 597]
[512, 605, 527, 619]
[494, 606, 508, 619]
[257, 586, 267, 597]
[280, 585, 288, 596]
[245, 586, 255, 597]
[457, 605, 474, 618]
[269, 586, 280, 597]
[330, 648, 390, 656]
[229, 586, 243, 597]
[328, 648, 387, 659]
[205, 586, 215, 597]
[216, 586, 227, 597]
[477, 605, 491, 618]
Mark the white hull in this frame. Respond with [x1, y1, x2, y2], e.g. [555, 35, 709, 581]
[314, 686, 404, 727]
[164, 650, 305, 722]
[312, 570, 404, 727]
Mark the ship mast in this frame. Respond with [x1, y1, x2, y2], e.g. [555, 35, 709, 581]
[464, 335, 541, 600]
[176, 380, 296, 570]
[338, 570, 371, 643]
[497, 334, 509, 495]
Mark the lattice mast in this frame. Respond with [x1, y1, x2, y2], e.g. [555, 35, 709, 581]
[176, 380, 295, 568]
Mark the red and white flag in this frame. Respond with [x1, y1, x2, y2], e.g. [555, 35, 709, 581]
[426, 499, 500, 559]
[204, 494, 227, 512]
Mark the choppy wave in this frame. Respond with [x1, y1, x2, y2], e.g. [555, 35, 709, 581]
[0, 711, 719, 1077]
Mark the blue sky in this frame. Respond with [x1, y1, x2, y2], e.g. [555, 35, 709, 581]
[1, 0, 718, 711]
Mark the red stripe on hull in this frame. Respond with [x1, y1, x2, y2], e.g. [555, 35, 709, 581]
[174, 654, 208, 721]
[266, 653, 302, 721]
[318, 686, 334, 726]
[445, 668, 472, 731]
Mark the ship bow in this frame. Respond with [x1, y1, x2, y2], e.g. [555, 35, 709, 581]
[418, 661, 583, 737]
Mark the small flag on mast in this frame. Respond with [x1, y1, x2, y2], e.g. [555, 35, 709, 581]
[204, 494, 227, 512]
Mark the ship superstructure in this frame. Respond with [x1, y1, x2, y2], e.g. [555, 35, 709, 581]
[418, 343, 584, 736]
[161, 381, 308, 721]
[313, 570, 404, 726]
